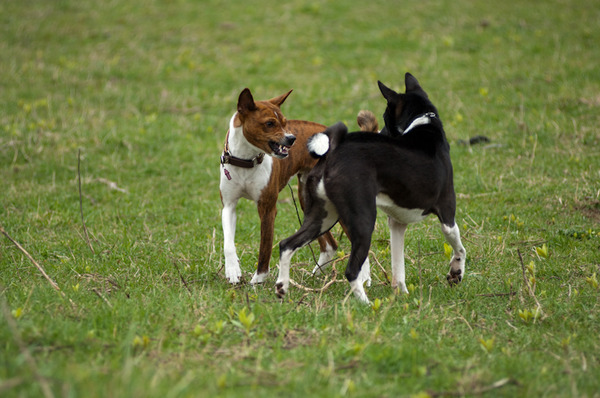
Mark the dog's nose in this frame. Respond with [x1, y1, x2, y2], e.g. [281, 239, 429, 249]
[283, 134, 296, 147]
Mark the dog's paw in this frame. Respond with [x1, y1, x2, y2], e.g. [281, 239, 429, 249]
[275, 282, 287, 298]
[391, 281, 409, 295]
[250, 272, 268, 285]
[349, 280, 371, 304]
[225, 265, 242, 284]
[446, 268, 463, 286]
[311, 264, 326, 276]
[312, 246, 336, 276]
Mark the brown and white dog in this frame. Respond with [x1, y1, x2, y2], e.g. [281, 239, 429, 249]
[220, 87, 377, 284]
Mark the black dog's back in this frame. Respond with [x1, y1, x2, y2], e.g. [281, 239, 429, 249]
[321, 129, 454, 222]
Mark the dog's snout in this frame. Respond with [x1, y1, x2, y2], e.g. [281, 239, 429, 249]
[283, 134, 296, 147]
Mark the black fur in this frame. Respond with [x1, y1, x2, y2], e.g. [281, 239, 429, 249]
[277, 73, 466, 302]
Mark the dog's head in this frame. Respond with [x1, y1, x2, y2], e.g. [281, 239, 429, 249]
[378, 73, 439, 136]
[235, 88, 297, 159]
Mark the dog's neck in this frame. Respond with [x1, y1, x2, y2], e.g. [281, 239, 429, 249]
[400, 112, 437, 135]
[226, 112, 264, 159]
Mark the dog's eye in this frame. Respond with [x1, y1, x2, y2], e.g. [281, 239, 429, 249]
[265, 121, 276, 128]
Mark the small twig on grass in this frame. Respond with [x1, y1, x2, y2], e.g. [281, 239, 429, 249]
[517, 249, 545, 318]
[96, 178, 128, 194]
[294, 292, 310, 308]
[476, 291, 517, 298]
[0, 291, 55, 398]
[207, 227, 216, 267]
[369, 250, 390, 284]
[77, 149, 95, 254]
[173, 260, 192, 296]
[429, 377, 518, 397]
[458, 314, 474, 333]
[0, 377, 25, 394]
[0, 225, 75, 309]
[289, 256, 347, 294]
[505, 320, 519, 331]
[289, 273, 344, 293]
[91, 288, 113, 308]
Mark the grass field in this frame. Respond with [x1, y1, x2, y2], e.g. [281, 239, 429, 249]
[1, 0, 599, 396]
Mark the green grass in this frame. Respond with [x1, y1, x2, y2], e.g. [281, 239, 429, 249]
[1, 0, 599, 396]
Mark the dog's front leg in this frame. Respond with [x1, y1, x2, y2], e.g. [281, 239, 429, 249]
[250, 198, 277, 284]
[441, 223, 466, 285]
[389, 217, 409, 294]
[222, 201, 242, 284]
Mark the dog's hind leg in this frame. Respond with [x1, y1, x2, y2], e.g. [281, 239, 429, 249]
[313, 221, 371, 287]
[222, 200, 242, 284]
[358, 257, 372, 288]
[298, 175, 338, 276]
[342, 207, 377, 304]
[276, 196, 339, 298]
[346, 235, 373, 304]
[389, 217, 409, 294]
[441, 222, 466, 286]
[277, 223, 335, 299]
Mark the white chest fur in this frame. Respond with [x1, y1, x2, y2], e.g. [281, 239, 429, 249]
[376, 193, 427, 224]
[220, 157, 273, 202]
[220, 113, 273, 203]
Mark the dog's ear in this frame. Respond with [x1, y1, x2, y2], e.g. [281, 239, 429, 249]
[405, 73, 429, 98]
[378, 81, 399, 103]
[269, 89, 293, 108]
[238, 88, 257, 115]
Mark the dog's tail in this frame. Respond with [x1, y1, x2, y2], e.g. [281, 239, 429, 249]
[307, 122, 348, 158]
[357, 110, 379, 132]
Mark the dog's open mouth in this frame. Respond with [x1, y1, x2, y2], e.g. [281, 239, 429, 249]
[269, 141, 292, 158]
[268, 134, 296, 158]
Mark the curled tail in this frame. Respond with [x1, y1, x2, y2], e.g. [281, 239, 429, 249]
[307, 122, 349, 158]
[357, 110, 379, 132]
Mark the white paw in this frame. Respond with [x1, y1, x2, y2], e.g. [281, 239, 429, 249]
[397, 283, 409, 294]
[349, 280, 371, 304]
[250, 272, 268, 285]
[225, 259, 242, 284]
[392, 279, 409, 294]
[312, 264, 324, 276]
[446, 257, 465, 286]
[275, 280, 288, 298]
[312, 245, 336, 276]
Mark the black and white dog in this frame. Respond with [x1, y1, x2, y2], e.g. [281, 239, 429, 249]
[275, 73, 466, 303]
